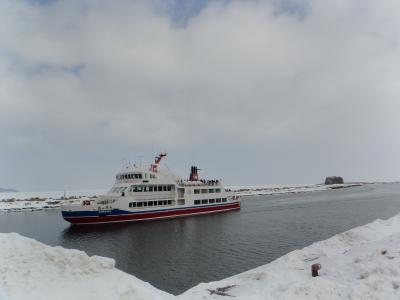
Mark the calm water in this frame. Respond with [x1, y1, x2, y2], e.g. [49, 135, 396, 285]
[1, 183, 400, 295]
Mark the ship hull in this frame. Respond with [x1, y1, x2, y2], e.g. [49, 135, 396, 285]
[62, 202, 240, 225]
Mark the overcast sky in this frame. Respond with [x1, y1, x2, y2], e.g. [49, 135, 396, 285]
[1, 0, 400, 191]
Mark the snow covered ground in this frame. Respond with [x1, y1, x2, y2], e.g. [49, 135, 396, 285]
[1, 212, 400, 299]
[228, 183, 363, 196]
[0, 189, 107, 201]
[0, 199, 63, 212]
[180, 213, 400, 300]
[0, 189, 106, 212]
[0, 233, 174, 300]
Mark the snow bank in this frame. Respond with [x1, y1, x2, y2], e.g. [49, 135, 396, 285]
[0, 189, 107, 212]
[0, 189, 107, 201]
[180, 213, 400, 300]
[228, 183, 362, 196]
[0, 233, 173, 300]
[0, 199, 63, 212]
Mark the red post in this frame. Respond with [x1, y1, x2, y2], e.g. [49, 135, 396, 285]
[311, 263, 321, 277]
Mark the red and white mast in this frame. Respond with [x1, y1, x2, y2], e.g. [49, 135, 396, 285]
[149, 152, 167, 173]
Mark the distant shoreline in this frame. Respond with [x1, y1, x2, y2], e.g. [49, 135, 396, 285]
[0, 188, 18, 193]
[1, 182, 397, 213]
[229, 182, 365, 197]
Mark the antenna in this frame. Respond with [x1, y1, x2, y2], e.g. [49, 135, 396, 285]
[121, 157, 127, 168]
[164, 163, 175, 175]
[133, 155, 144, 168]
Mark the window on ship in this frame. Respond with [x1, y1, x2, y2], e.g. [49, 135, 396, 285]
[129, 200, 175, 208]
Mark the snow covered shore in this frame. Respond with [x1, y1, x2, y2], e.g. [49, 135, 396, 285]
[229, 183, 363, 197]
[0, 189, 106, 212]
[1, 212, 400, 299]
[181, 213, 400, 299]
[0, 233, 174, 300]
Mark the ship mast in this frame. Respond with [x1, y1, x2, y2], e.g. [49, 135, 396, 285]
[149, 152, 167, 173]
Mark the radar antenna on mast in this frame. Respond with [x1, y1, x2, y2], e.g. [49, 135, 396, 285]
[149, 152, 167, 173]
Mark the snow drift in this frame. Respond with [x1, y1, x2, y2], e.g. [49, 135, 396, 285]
[181, 214, 400, 299]
[0, 233, 173, 300]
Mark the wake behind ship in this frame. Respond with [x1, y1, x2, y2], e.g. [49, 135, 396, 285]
[61, 153, 240, 224]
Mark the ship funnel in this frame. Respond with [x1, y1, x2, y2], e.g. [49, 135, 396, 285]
[189, 166, 199, 181]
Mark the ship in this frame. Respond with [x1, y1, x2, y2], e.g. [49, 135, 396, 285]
[61, 153, 241, 224]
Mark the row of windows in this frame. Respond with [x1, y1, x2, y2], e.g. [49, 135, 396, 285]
[117, 173, 142, 180]
[117, 173, 156, 180]
[193, 188, 221, 194]
[109, 185, 175, 194]
[97, 199, 116, 205]
[129, 200, 174, 208]
[129, 185, 174, 193]
[194, 198, 227, 205]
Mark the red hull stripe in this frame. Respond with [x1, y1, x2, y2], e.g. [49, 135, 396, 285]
[64, 202, 240, 224]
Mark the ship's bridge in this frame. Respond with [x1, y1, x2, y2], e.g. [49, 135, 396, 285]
[114, 161, 179, 185]
[115, 163, 157, 182]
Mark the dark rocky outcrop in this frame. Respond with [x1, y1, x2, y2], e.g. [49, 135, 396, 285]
[325, 176, 344, 185]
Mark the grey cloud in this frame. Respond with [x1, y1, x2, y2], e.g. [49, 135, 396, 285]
[0, 0, 399, 190]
